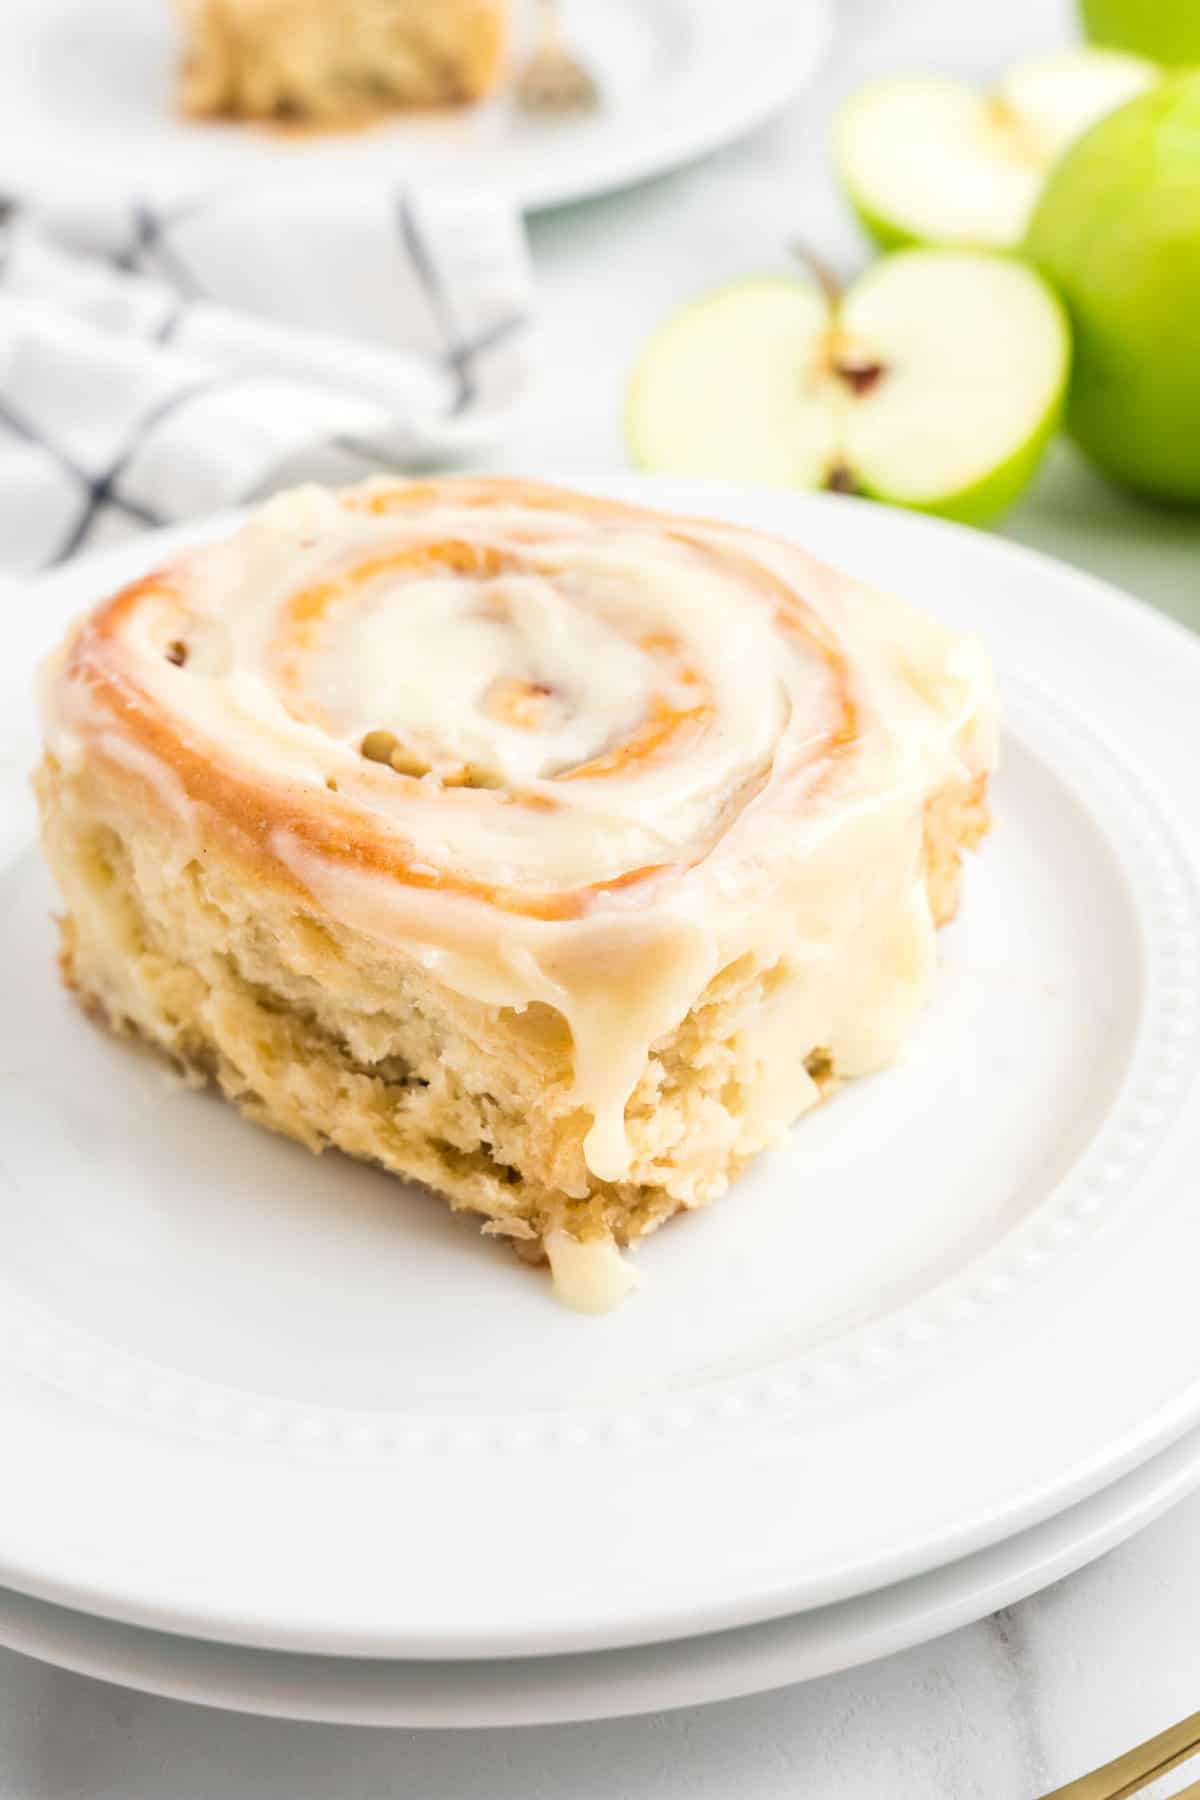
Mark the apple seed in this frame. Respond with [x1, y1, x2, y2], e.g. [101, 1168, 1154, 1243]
[832, 350, 887, 396]
[824, 462, 860, 494]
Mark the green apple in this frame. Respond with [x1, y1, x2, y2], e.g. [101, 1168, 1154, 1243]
[834, 49, 1158, 251]
[1080, 0, 1200, 65]
[625, 250, 1070, 526]
[1025, 73, 1200, 503]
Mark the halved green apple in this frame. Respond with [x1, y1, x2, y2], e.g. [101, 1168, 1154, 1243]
[834, 48, 1157, 251]
[626, 250, 1070, 526]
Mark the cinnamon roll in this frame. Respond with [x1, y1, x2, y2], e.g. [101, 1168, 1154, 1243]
[36, 478, 995, 1309]
[176, 0, 508, 124]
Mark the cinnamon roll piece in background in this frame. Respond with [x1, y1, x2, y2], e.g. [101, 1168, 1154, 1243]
[176, 0, 509, 124]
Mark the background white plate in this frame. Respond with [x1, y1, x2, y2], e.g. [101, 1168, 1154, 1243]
[1, 0, 833, 212]
[1, 1417, 1199, 1728]
[2, 479, 1199, 1660]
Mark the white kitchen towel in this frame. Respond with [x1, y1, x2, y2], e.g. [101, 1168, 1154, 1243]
[0, 185, 534, 572]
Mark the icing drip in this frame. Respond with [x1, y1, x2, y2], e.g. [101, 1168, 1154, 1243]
[544, 1231, 643, 1315]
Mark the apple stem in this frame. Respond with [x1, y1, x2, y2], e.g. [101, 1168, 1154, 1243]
[825, 461, 859, 495]
[789, 242, 844, 311]
[790, 243, 888, 394]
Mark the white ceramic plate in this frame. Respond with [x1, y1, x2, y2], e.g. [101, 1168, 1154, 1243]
[0, 0, 832, 213]
[1, 478, 1199, 1662]
[2, 1415, 1199, 1727]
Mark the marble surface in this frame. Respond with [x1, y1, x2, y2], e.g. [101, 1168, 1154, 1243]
[6, 0, 1200, 1794]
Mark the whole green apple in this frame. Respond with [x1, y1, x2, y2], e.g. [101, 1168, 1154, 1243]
[1080, 0, 1200, 65]
[1025, 73, 1200, 504]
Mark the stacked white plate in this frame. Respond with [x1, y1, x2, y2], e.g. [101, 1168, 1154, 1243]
[3, 477, 1200, 1726]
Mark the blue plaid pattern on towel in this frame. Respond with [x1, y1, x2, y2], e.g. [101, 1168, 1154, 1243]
[0, 185, 533, 571]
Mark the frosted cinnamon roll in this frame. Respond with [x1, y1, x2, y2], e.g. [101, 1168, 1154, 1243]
[36, 478, 995, 1310]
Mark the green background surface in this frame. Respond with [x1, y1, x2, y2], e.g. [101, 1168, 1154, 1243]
[1001, 439, 1199, 631]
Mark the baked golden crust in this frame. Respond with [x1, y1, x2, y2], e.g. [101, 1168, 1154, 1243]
[36, 476, 996, 1293]
[37, 759, 985, 1250]
[177, 0, 508, 123]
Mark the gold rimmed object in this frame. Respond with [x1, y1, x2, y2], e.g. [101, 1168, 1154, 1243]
[1040, 1709, 1200, 1799]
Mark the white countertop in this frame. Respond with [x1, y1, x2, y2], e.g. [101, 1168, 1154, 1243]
[7, 0, 1200, 1793]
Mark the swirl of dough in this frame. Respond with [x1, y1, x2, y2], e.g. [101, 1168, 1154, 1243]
[42, 478, 994, 1184]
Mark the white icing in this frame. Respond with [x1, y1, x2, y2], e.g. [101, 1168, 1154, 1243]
[314, 571, 657, 787]
[42, 478, 998, 1192]
[544, 1231, 643, 1315]
[94, 731, 199, 838]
